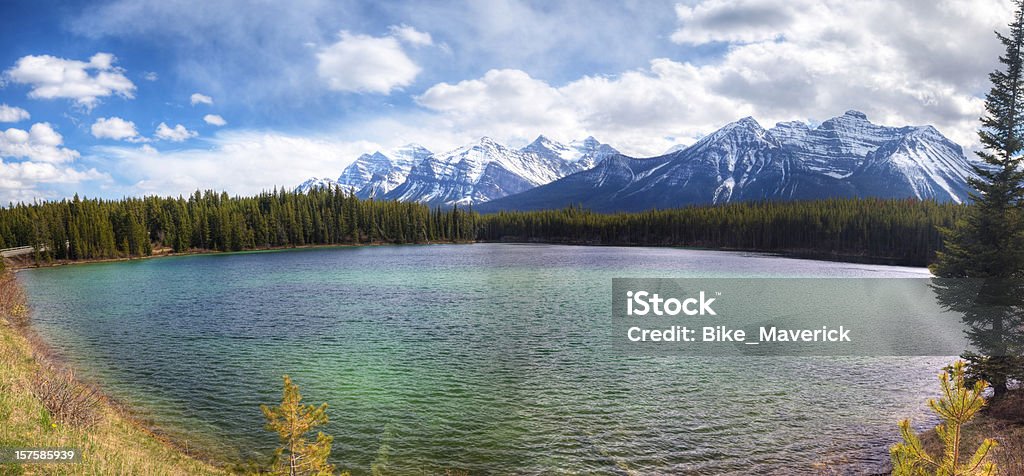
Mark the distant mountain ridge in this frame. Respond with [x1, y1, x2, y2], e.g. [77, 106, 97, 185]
[477, 111, 978, 212]
[295, 110, 978, 212]
[295, 135, 620, 206]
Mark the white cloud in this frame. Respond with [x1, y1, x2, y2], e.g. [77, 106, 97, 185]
[418, 69, 584, 146]
[416, 0, 1011, 156]
[94, 131, 381, 197]
[417, 63, 751, 155]
[0, 161, 108, 203]
[143, 71, 159, 81]
[671, 0, 799, 45]
[190, 92, 213, 105]
[4, 53, 136, 108]
[0, 104, 30, 123]
[665, 0, 1011, 150]
[91, 116, 142, 141]
[1, 123, 80, 163]
[388, 24, 433, 47]
[155, 122, 198, 141]
[316, 31, 421, 94]
[203, 114, 227, 126]
[0, 122, 106, 203]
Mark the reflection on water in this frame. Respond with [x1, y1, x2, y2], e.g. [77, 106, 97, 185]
[930, 278, 1024, 397]
[20, 244, 947, 474]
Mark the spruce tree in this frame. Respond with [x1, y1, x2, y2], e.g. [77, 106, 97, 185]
[931, 1, 1024, 396]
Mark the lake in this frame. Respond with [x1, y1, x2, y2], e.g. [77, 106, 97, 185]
[18, 243, 946, 474]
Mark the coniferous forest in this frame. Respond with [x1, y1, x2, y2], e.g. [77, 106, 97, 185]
[0, 188, 478, 261]
[476, 198, 963, 266]
[0, 189, 961, 267]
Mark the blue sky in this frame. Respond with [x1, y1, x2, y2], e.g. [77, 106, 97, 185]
[0, 0, 1014, 203]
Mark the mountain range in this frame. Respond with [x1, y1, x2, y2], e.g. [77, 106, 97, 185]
[297, 135, 620, 205]
[297, 110, 979, 212]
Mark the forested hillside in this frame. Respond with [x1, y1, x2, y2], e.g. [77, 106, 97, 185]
[0, 192, 961, 267]
[477, 199, 963, 265]
[0, 189, 478, 261]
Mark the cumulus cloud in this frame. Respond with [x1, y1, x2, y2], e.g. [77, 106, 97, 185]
[0, 104, 30, 123]
[418, 63, 751, 154]
[388, 24, 433, 46]
[143, 71, 159, 81]
[4, 53, 136, 108]
[316, 31, 421, 94]
[94, 131, 381, 197]
[416, 0, 1011, 155]
[0, 123, 105, 203]
[155, 122, 198, 141]
[418, 69, 585, 144]
[1, 123, 80, 164]
[665, 0, 1011, 149]
[91, 116, 142, 141]
[190, 92, 213, 105]
[203, 114, 227, 126]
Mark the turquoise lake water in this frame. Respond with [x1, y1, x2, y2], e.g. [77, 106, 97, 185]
[18, 244, 946, 474]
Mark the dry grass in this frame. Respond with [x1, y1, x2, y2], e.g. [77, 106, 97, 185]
[0, 269, 225, 475]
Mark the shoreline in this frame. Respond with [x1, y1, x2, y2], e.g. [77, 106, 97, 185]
[9, 239, 930, 271]
[0, 269, 226, 474]
[15, 314, 228, 466]
[6, 239, 476, 270]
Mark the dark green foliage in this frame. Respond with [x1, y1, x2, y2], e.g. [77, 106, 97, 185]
[0, 188, 477, 261]
[479, 199, 963, 266]
[931, 1, 1024, 397]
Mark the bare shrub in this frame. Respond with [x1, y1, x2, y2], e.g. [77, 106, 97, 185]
[31, 366, 102, 428]
[0, 271, 29, 326]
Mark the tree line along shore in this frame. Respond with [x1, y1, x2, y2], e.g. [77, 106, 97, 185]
[0, 189, 963, 269]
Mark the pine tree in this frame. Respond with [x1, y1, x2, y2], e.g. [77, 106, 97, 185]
[931, 1, 1024, 396]
[890, 361, 998, 476]
[261, 375, 340, 476]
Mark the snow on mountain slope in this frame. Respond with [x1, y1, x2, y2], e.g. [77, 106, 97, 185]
[851, 125, 976, 203]
[478, 111, 979, 212]
[383, 137, 582, 206]
[520, 135, 620, 171]
[336, 144, 431, 198]
[769, 110, 908, 179]
[294, 177, 342, 193]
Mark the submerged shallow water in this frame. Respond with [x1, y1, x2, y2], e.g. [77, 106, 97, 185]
[19, 244, 945, 474]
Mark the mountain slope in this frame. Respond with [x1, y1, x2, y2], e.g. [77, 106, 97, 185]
[478, 111, 976, 213]
[294, 177, 341, 193]
[336, 144, 432, 198]
[383, 137, 583, 206]
[520, 135, 620, 171]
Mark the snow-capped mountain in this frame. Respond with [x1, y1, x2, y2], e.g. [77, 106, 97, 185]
[292, 136, 617, 206]
[337, 143, 432, 198]
[295, 177, 341, 193]
[850, 125, 976, 201]
[383, 137, 591, 206]
[521, 135, 619, 171]
[477, 111, 979, 213]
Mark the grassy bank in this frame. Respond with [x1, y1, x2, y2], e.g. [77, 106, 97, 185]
[0, 269, 224, 475]
[917, 390, 1024, 475]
